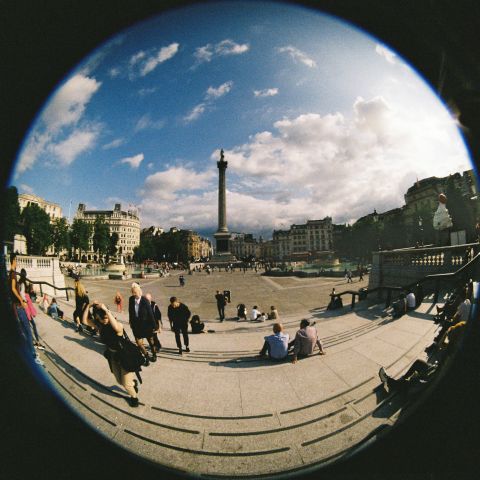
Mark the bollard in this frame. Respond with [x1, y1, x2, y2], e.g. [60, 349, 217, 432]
[351, 293, 356, 309]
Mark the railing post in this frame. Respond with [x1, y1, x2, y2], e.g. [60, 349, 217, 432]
[385, 289, 391, 309]
[351, 293, 356, 310]
[66, 289, 69, 301]
[39, 283, 43, 296]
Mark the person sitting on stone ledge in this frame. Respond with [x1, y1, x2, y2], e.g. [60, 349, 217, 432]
[392, 294, 407, 318]
[250, 305, 261, 321]
[406, 290, 416, 311]
[236, 303, 247, 321]
[268, 305, 279, 320]
[434, 286, 464, 323]
[47, 298, 64, 320]
[380, 320, 466, 394]
[258, 323, 289, 360]
[190, 314, 205, 334]
[290, 319, 326, 364]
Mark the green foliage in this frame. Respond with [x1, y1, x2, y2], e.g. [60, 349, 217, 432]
[71, 219, 92, 256]
[92, 216, 110, 256]
[51, 217, 70, 254]
[133, 236, 155, 263]
[3, 186, 21, 242]
[20, 203, 53, 255]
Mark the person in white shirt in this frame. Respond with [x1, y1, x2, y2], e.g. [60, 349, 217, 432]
[406, 291, 416, 310]
[250, 306, 261, 321]
[259, 323, 289, 360]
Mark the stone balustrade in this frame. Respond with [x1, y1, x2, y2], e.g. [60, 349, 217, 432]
[369, 243, 479, 291]
[6, 255, 68, 298]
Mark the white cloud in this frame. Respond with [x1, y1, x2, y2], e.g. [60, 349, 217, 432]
[42, 74, 102, 133]
[193, 39, 249, 66]
[129, 50, 147, 66]
[119, 153, 144, 169]
[142, 166, 215, 201]
[205, 81, 233, 99]
[109, 67, 120, 78]
[184, 103, 206, 123]
[134, 114, 165, 132]
[139, 90, 469, 230]
[138, 87, 157, 96]
[254, 88, 279, 98]
[102, 138, 125, 150]
[277, 46, 316, 68]
[17, 74, 102, 174]
[375, 44, 396, 64]
[140, 43, 179, 76]
[50, 127, 99, 166]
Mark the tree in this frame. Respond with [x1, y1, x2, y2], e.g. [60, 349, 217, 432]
[20, 203, 53, 255]
[71, 219, 92, 261]
[92, 216, 110, 260]
[3, 186, 21, 242]
[133, 236, 155, 263]
[51, 217, 70, 255]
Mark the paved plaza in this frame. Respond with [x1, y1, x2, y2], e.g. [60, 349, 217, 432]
[33, 270, 440, 477]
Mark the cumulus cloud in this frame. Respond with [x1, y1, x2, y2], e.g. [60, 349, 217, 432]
[17, 74, 102, 173]
[205, 81, 233, 99]
[50, 126, 100, 166]
[119, 153, 144, 169]
[142, 166, 215, 201]
[139, 88, 468, 230]
[42, 74, 102, 133]
[375, 44, 396, 64]
[254, 88, 279, 98]
[277, 46, 316, 68]
[184, 103, 206, 123]
[193, 39, 249, 66]
[140, 43, 179, 76]
[134, 114, 165, 132]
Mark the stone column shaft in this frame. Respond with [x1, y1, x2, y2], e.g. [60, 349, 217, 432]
[217, 160, 228, 233]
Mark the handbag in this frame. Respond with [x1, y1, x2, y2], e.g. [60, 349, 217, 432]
[117, 330, 145, 373]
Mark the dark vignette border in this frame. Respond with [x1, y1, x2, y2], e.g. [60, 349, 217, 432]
[1, 1, 479, 480]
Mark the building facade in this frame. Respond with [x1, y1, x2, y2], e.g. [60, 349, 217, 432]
[74, 203, 140, 262]
[18, 193, 63, 221]
[272, 217, 334, 261]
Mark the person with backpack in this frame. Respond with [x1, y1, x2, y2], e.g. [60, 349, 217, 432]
[82, 301, 141, 407]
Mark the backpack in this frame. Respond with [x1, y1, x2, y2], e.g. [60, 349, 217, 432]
[117, 331, 145, 372]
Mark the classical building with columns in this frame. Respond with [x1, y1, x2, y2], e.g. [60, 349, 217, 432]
[74, 203, 140, 262]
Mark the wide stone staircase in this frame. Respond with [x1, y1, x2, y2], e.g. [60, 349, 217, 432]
[33, 295, 440, 477]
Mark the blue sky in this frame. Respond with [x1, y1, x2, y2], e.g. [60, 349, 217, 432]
[14, 1, 472, 237]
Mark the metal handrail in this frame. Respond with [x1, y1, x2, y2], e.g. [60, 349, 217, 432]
[13, 270, 74, 301]
[331, 252, 480, 310]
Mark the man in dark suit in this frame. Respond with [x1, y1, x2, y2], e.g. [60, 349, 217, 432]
[128, 283, 157, 365]
[167, 296, 191, 355]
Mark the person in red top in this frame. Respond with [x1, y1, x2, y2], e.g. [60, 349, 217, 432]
[114, 291, 123, 313]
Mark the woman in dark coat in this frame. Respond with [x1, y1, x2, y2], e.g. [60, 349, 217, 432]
[128, 283, 157, 365]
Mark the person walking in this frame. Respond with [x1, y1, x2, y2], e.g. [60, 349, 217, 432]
[82, 302, 140, 407]
[168, 296, 191, 355]
[73, 279, 89, 333]
[114, 291, 123, 313]
[128, 283, 157, 365]
[215, 290, 227, 321]
[145, 292, 163, 352]
[179, 275, 185, 287]
[9, 254, 43, 366]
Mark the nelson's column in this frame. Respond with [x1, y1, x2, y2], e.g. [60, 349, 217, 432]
[211, 149, 236, 263]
